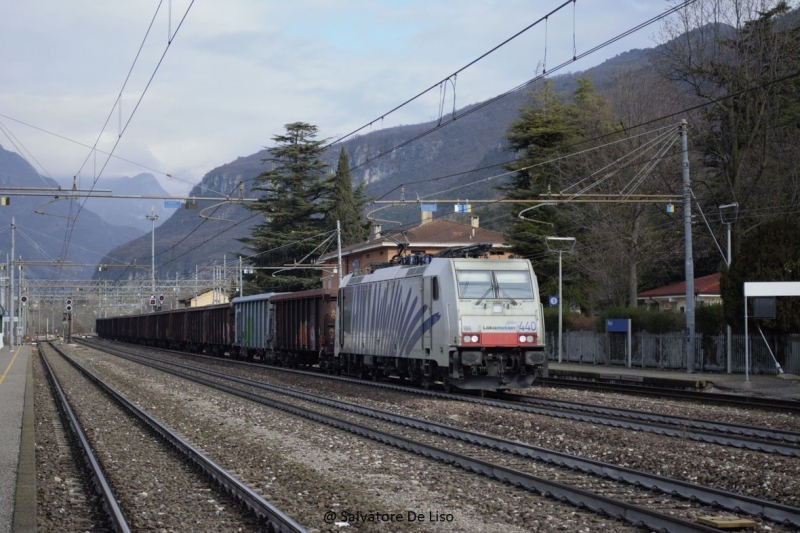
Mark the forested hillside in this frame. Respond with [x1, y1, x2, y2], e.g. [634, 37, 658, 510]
[94, 1, 800, 331]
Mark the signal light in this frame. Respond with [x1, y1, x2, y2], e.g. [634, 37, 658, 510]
[20, 296, 28, 303]
[66, 304, 72, 311]
[159, 295, 164, 302]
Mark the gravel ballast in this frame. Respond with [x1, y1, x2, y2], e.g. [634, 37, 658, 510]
[59, 344, 650, 532]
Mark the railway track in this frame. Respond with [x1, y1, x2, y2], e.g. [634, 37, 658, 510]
[36, 344, 128, 532]
[536, 376, 800, 413]
[41, 342, 307, 533]
[84, 338, 800, 457]
[76, 340, 800, 532]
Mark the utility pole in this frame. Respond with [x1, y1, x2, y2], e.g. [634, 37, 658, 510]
[9, 218, 14, 351]
[146, 206, 159, 309]
[720, 203, 739, 374]
[239, 256, 243, 297]
[336, 220, 343, 287]
[546, 236, 576, 364]
[681, 120, 696, 373]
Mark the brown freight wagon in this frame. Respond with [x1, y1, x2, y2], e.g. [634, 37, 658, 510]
[96, 303, 234, 357]
[270, 289, 336, 368]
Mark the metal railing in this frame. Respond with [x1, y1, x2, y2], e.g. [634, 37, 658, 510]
[546, 331, 800, 375]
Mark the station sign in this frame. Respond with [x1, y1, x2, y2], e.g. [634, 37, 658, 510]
[606, 318, 630, 333]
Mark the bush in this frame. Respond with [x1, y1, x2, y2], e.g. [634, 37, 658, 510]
[593, 307, 683, 333]
[548, 307, 690, 334]
[641, 310, 684, 334]
[543, 308, 593, 335]
[696, 302, 725, 336]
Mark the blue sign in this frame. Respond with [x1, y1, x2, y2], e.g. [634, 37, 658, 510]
[420, 204, 437, 212]
[606, 318, 630, 333]
[548, 296, 559, 307]
[164, 200, 181, 208]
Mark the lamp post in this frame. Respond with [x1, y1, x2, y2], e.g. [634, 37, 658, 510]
[719, 202, 738, 373]
[546, 236, 576, 364]
[10, 217, 15, 351]
[146, 206, 159, 308]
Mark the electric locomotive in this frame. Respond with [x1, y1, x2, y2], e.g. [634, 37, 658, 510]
[334, 251, 547, 390]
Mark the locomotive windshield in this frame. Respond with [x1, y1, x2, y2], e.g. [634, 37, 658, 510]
[457, 270, 534, 300]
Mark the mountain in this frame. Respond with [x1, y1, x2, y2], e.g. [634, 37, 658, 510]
[53, 174, 173, 233]
[93, 45, 657, 281]
[0, 145, 144, 279]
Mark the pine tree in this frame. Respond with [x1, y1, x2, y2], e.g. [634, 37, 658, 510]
[241, 122, 332, 292]
[327, 147, 370, 246]
[500, 81, 586, 306]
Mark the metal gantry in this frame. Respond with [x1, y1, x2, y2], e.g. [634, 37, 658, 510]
[1, 265, 245, 341]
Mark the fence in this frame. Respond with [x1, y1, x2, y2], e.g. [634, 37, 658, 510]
[546, 331, 800, 375]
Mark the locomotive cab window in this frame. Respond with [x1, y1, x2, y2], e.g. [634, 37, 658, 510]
[494, 271, 534, 299]
[457, 271, 493, 299]
[457, 270, 533, 300]
[432, 276, 439, 300]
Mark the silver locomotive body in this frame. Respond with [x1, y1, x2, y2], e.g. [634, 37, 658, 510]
[335, 257, 547, 390]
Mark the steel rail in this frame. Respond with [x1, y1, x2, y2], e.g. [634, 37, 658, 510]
[86, 339, 800, 455]
[80, 343, 748, 533]
[38, 345, 131, 533]
[453, 396, 800, 457]
[48, 342, 308, 533]
[92, 343, 800, 529]
[505, 394, 800, 444]
[536, 376, 800, 413]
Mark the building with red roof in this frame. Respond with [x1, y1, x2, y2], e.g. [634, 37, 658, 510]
[637, 273, 722, 311]
[317, 217, 509, 290]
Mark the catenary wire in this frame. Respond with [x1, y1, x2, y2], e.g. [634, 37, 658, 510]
[57, 1, 196, 277]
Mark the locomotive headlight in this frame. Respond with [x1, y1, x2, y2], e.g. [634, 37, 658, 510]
[527, 335, 534, 343]
[471, 335, 479, 343]
[463, 335, 471, 343]
[519, 335, 526, 343]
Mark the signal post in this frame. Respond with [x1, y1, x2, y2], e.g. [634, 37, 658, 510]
[65, 298, 73, 343]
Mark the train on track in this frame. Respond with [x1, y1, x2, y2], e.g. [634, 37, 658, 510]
[96, 246, 548, 390]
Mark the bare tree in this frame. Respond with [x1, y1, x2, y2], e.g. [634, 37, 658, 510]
[654, 0, 800, 256]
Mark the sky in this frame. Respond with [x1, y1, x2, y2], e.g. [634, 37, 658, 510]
[0, 1, 674, 197]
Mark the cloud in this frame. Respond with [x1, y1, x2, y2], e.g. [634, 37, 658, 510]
[1, 0, 670, 190]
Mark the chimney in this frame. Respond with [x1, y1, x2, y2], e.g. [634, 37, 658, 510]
[421, 210, 433, 225]
[372, 224, 382, 239]
[470, 215, 479, 228]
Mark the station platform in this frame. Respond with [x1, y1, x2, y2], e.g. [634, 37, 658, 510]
[547, 362, 800, 400]
[0, 343, 35, 533]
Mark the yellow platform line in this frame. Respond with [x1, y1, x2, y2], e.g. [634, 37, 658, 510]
[0, 346, 22, 386]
